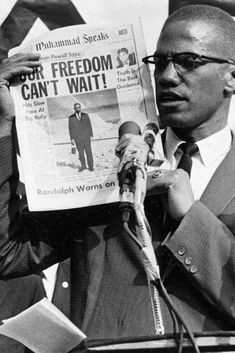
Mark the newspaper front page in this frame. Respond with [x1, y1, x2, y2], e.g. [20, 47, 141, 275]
[9, 20, 159, 211]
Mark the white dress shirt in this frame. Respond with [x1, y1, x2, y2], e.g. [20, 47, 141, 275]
[42, 263, 59, 301]
[163, 126, 232, 200]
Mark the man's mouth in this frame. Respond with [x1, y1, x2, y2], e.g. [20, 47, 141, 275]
[159, 92, 185, 103]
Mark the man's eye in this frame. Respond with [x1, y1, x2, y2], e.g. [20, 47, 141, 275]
[177, 56, 194, 69]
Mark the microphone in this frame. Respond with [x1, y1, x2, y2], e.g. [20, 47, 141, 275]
[117, 121, 159, 197]
[117, 121, 154, 209]
[117, 121, 142, 203]
[118, 120, 141, 139]
[117, 122, 161, 283]
[143, 122, 159, 164]
[143, 122, 159, 149]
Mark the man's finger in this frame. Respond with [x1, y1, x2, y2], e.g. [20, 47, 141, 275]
[6, 53, 41, 62]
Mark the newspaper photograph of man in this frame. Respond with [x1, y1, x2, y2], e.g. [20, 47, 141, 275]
[69, 102, 94, 172]
[47, 89, 120, 177]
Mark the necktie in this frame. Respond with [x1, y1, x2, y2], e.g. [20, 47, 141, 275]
[177, 142, 198, 176]
[162, 141, 199, 237]
[163, 142, 199, 235]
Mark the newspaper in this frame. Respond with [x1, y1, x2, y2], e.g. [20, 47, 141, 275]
[0, 298, 86, 353]
[9, 19, 162, 211]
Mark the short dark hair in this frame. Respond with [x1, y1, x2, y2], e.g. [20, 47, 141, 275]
[117, 48, 128, 55]
[162, 5, 235, 59]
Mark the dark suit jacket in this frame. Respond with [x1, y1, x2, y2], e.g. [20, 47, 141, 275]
[0, 275, 45, 352]
[68, 112, 93, 143]
[0, 132, 235, 339]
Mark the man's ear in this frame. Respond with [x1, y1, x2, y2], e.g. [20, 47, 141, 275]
[224, 69, 235, 95]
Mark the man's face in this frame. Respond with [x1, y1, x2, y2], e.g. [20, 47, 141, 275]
[119, 51, 129, 63]
[74, 104, 81, 113]
[155, 20, 228, 137]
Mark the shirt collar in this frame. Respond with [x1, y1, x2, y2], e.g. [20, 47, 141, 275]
[165, 125, 232, 166]
[164, 128, 182, 161]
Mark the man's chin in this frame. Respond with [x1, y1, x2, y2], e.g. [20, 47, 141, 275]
[159, 114, 189, 129]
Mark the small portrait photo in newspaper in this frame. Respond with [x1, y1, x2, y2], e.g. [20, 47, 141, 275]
[116, 47, 137, 68]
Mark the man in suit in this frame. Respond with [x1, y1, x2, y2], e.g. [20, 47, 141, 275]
[0, 4, 234, 347]
[69, 102, 94, 172]
[0, 275, 45, 352]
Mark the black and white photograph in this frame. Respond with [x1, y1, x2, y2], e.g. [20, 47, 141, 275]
[0, 1, 235, 353]
[116, 47, 137, 68]
[47, 89, 120, 176]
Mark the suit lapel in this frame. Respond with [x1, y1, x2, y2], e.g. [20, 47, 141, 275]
[200, 132, 235, 215]
[52, 260, 70, 301]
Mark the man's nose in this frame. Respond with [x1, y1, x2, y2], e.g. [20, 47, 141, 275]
[156, 60, 180, 86]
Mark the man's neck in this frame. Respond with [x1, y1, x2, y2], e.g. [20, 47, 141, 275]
[171, 121, 227, 142]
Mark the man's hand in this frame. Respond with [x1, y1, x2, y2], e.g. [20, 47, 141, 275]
[0, 53, 41, 137]
[147, 168, 195, 221]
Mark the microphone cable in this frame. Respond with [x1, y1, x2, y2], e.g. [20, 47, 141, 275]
[154, 276, 200, 353]
[122, 211, 200, 353]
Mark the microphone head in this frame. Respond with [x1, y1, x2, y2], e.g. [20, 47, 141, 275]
[118, 121, 141, 140]
[143, 122, 159, 149]
[144, 122, 159, 135]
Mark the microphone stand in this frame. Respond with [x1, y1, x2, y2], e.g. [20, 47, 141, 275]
[119, 159, 200, 353]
